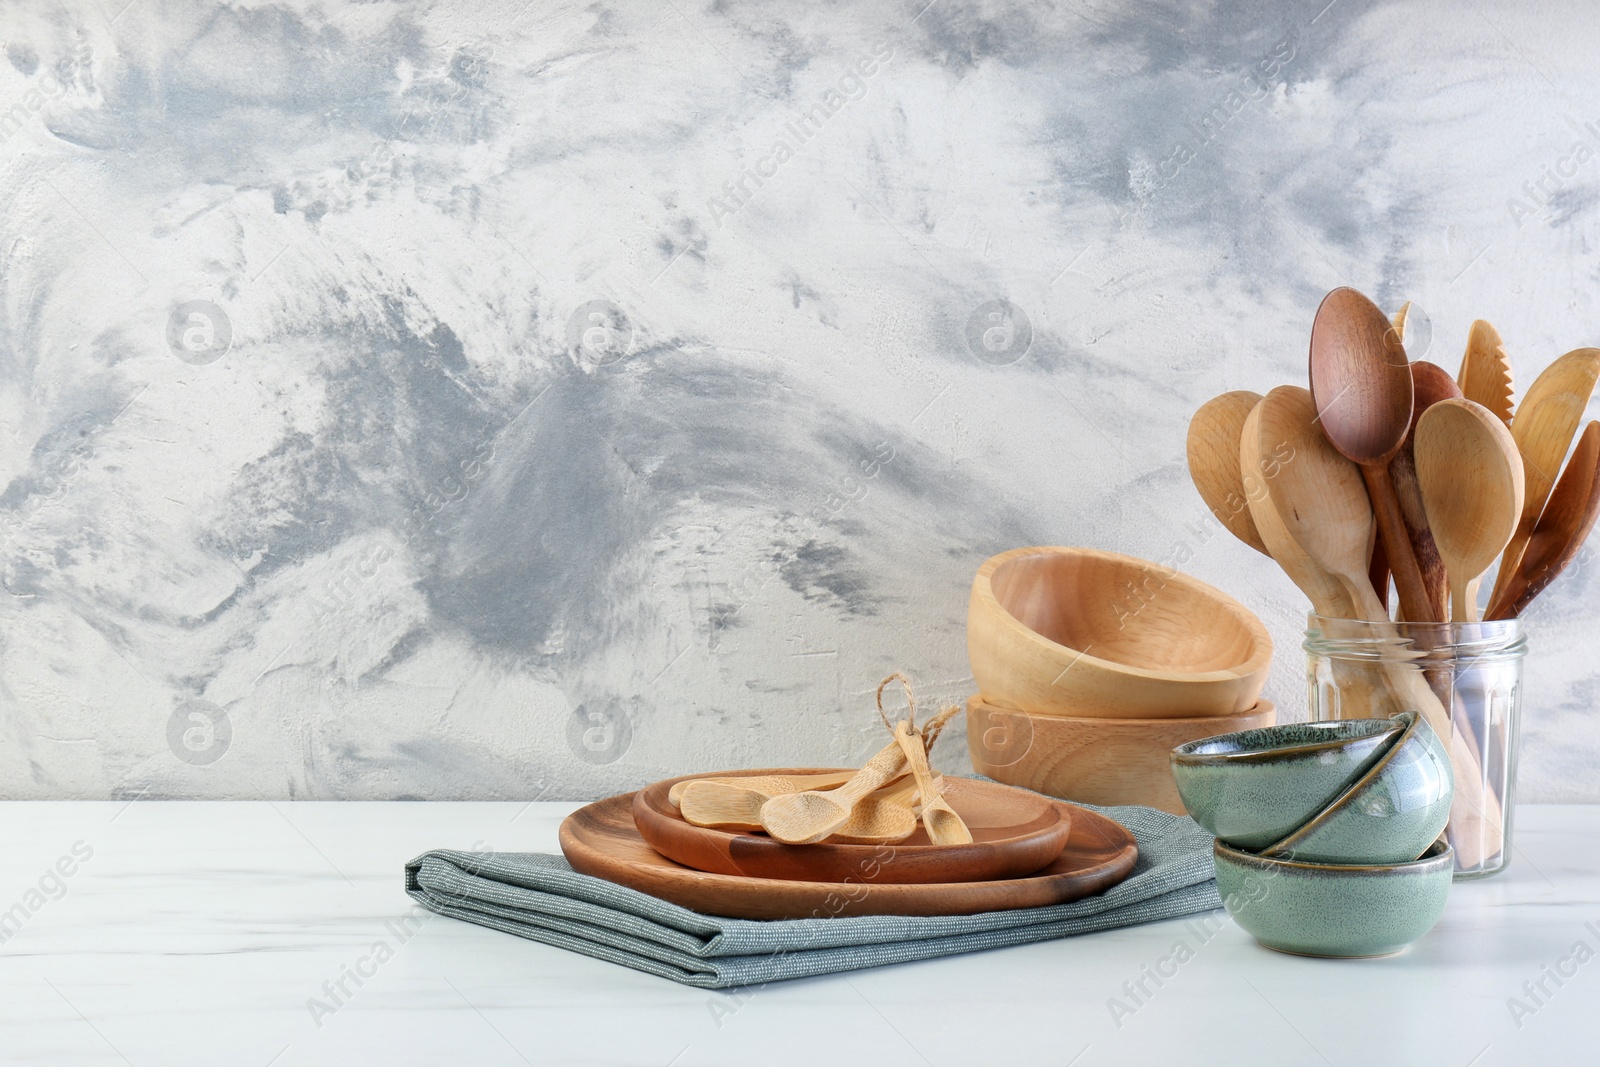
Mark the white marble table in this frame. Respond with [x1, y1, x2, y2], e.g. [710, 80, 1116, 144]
[1, 801, 1595, 1066]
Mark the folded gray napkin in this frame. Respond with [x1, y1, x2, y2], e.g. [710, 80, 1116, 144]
[404, 799, 1220, 988]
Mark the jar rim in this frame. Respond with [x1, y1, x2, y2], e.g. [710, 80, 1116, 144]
[1303, 613, 1527, 659]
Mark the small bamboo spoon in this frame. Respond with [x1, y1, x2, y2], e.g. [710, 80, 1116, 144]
[1310, 287, 1436, 623]
[1489, 421, 1600, 619]
[824, 777, 921, 844]
[893, 721, 971, 845]
[669, 771, 853, 807]
[1414, 399, 1525, 622]
[676, 772, 860, 829]
[1490, 348, 1600, 609]
[1389, 361, 1463, 620]
[1187, 390, 1269, 555]
[1457, 319, 1515, 426]
[760, 740, 907, 845]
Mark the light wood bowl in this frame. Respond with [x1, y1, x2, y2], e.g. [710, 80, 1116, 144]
[967, 695, 1278, 814]
[968, 546, 1273, 718]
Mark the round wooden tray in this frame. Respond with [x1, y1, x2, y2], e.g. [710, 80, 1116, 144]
[632, 769, 1072, 884]
[561, 780, 1139, 920]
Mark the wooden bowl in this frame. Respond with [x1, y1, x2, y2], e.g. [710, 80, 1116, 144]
[967, 694, 1277, 814]
[968, 546, 1272, 718]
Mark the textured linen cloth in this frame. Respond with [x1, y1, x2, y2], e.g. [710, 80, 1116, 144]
[403, 799, 1221, 988]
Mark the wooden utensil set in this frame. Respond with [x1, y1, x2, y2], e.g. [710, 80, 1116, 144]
[556, 673, 1145, 918]
[1188, 286, 1598, 871]
[686, 675, 972, 846]
[1191, 287, 1600, 626]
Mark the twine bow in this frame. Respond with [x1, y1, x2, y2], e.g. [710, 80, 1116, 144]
[875, 672, 960, 755]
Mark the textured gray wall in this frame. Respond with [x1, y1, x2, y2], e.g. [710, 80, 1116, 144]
[2, 0, 1597, 801]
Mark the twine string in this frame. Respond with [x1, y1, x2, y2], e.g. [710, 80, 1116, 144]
[875, 672, 960, 755]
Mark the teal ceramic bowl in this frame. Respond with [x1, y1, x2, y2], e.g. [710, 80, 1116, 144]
[1214, 838, 1453, 957]
[1261, 711, 1453, 865]
[1169, 718, 1404, 849]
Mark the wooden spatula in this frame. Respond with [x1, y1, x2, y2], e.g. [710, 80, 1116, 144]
[893, 721, 972, 845]
[1457, 319, 1515, 426]
[1491, 348, 1600, 609]
[676, 772, 860, 830]
[760, 740, 908, 844]
[1488, 421, 1600, 619]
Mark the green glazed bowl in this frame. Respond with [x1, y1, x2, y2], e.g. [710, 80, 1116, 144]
[1261, 711, 1453, 865]
[1169, 718, 1404, 849]
[1214, 838, 1454, 957]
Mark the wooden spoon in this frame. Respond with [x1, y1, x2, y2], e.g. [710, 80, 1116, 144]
[1309, 287, 1436, 623]
[823, 777, 921, 844]
[1389, 361, 1464, 620]
[1187, 391, 1269, 555]
[1240, 396, 1358, 618]
[1489, 421, 1600, 619]
[676, 772, 860, 829]
[1255, 384, 1388, 620]
[893, 721, 972, 845]
[760, 740, 907, 844]
[1250, 391, 1501, 864]
[1414, 399, 1525, 622]
[1490, 348, 1600, 609]
[1456, 320, 1515, 427]
[1367, 305, 1424, 614]
[669, 771, 853, 807]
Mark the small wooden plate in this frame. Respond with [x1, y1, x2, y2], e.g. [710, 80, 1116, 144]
[633, 769, 1071, 884]
[561, 783, 1138, 920]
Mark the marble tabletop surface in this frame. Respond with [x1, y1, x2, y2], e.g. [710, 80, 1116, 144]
[2, 800, 1596, 1066]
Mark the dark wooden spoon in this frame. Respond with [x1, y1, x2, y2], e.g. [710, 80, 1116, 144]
[1387, 361, 1463, 620]
[1487, 420, 1600, 619]
[1309, 287, 1434, 622]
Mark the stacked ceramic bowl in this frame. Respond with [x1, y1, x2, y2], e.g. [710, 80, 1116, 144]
[1170, 712, 1455, 957]
[966, 546, 1277, 814]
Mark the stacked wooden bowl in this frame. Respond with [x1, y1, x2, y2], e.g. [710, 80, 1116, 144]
[966, 547, 1277, 813]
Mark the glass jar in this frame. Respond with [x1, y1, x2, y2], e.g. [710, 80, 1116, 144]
[1304, 615, 1526, 879]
